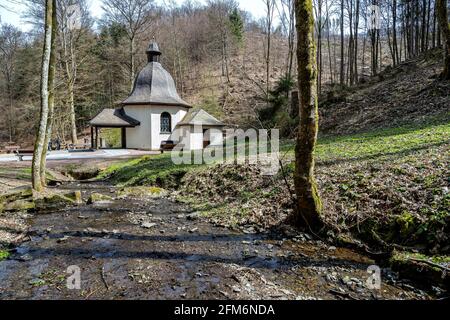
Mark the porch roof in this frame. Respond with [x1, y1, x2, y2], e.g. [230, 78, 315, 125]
[176, 109, 224, 127]
[89, 108, 140, 128]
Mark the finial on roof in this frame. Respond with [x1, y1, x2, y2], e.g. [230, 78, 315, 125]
[146, 40, 161, 62]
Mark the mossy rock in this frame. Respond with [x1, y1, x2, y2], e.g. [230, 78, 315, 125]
[3, 199, 35, 212]
[87, 193, 114, 204]
[64, 191, 82, 204]
[35, 193, 76, 212]
[390, 250, 450, 289]
[117, 186, 168, 199]
[0, 186, 34, 213]
[0, 250, 10, 261]
[0, 186, 33, 203]
[64, 167, 100, 181]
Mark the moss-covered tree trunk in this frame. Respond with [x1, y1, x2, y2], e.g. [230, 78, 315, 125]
[32, 0, 54, 192]
[40, 0, 57, 187]
[436, 0, 450, 79]
[293, 0, 323, 229]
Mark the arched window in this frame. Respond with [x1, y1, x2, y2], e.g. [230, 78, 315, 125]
[160, 112, 172, 133]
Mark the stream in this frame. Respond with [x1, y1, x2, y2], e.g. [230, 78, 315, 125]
[0, 182, 431, 300]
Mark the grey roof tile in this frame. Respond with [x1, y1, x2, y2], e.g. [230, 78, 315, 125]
[177, 109, 225, 127]
[123, 42, 191, 107]
[89, 108, 140, 127]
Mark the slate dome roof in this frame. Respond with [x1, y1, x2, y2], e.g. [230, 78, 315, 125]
[123, 42, 191, 108]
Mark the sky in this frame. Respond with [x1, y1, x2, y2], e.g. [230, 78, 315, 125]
[0, 0, 268, 32]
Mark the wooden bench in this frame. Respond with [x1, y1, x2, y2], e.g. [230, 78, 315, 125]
[15, 150, 34, 161]
[68, 143, 91, 150]
[5, 145, 20, 154]
[160, 140, 177, 153]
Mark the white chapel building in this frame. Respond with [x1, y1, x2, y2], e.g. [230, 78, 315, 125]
[89, 42, 225, 151]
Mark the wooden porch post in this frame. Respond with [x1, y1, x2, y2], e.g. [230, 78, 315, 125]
[121, 127, 127, 149]
[95, 127, 99, 149]
[90, 126, 94, 149]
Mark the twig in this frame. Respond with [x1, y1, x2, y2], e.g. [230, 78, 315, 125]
[85, 287, 100, 299]
[329, 288, 358, 300]
[101, 266, 109, 290]
[410, 258, 450, 272]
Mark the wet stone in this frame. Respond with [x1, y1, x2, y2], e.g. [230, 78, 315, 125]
[18, 254, 32, 262]
[57, 236, 70, 243]
[141, 222, 157, 229]
[186, 212, 199, 221]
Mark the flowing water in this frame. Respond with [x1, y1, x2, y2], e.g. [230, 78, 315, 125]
[0, 182, 430, 300]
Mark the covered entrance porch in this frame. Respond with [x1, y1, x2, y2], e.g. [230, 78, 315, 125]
[89, 108, 140, 149]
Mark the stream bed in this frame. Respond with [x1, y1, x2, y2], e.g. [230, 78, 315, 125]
[0, 182, 432, 300]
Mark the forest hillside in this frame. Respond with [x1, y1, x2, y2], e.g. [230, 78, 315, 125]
[320, 48, 450, 135]
[100, 50, 449, 260]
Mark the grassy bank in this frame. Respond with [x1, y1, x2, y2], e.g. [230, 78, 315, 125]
[100, 122, 449, 253]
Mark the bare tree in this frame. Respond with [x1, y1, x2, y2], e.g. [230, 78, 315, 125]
[340, 0, 345, 85]
[276, 0, 296, 80]
[436, 0, 450, 79]
[102, 0, 156, 89]
[206, 0, 238, 84]
[0, 24, 23, 143]
[314, 0, 325, 91]
[32, 0, 56, 191]
[57, 0, 92, 144]
[294, 0, 323, 229]
[262, 0, 276, 101]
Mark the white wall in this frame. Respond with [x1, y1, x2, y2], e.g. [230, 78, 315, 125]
[208, 128, 224, 146]
[123, 105, 152, 149]
[177, 125, 224, 150]
[124, 105, 188, 150]
[150, 106, 187, 150]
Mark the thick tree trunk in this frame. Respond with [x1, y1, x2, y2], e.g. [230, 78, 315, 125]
[294, 0, 323, 230]
[436, 0, 450, 79]
[32, 0, 54, 192]
[40, 0, 57, 187]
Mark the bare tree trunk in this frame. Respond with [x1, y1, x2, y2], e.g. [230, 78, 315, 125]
[340, 0, 345, 85]
[67, 80, 77, 144]
[40, 0, 57, 187]
[6, 76, 14, 142]
[287, 0, 295, 79]
[294, 0, 323, 230]
[32, 0, 54, 192]
[425, 0, 431, 50]
[392, 0, 399, 65]
[316, 0, 323, 92]
[130, 36, 135, 90]
[354, 0, 360, 83]
[415, 0, 420, 55]
[421, 0, 427, 52]
[348, 0, 354, 85]
[264, 0, 274, 102]
[436, 0, 450, 79]
[324, 0, 333, 83]
[432, 3, 437, 48]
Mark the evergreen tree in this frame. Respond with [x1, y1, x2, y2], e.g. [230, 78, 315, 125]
[229, 8, 244, 44]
